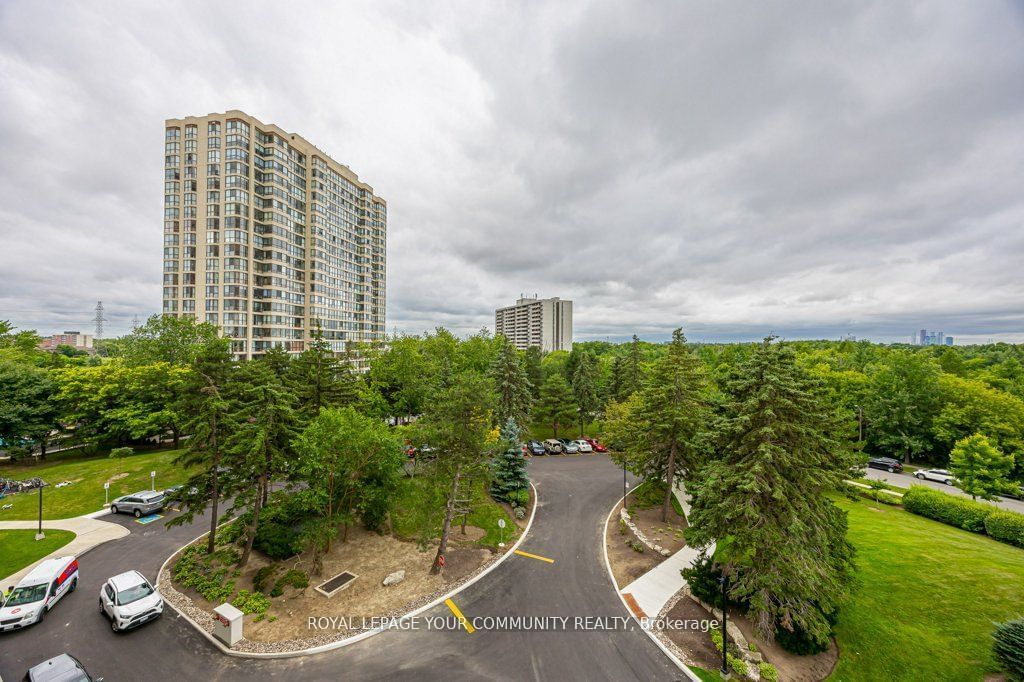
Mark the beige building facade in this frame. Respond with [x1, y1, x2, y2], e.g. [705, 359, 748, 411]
[162, 110, 386, 359]
[495, 295, 573, 352]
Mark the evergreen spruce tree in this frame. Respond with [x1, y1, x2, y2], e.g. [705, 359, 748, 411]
[617, 334, 644, 401]
[535, 373, 576, 439]
[625, 329, 709, 521]
[572, 352, 599, 437]
[686, 337, 856, 646]
[490, 337, 533, 427]
[490, 418, 530, 503]
[290, 328, 358, 423]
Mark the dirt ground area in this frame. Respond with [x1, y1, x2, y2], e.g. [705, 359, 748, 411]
[605, 499, 661, 587]
[731, 611, 839, 681]
[179, 523, 495, 643]
[627, 500, 688, 555]
[661, 596, 722, 671]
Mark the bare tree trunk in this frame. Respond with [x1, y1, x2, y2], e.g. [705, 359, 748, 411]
[172, 428, 180, 450]
[662, 441, 677, 523]
[431, 466, 461, 574]
[239, 473, 266, 568]
[206, 423, 221, 555]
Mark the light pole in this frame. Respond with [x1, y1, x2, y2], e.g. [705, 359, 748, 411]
[35, 484, 45, 541]
[622, 455, 628, 504]
[719, 575, 730, 679]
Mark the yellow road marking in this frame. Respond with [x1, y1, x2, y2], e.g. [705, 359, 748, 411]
[444, 598, 475, 633]
[514, 549, 555, 564]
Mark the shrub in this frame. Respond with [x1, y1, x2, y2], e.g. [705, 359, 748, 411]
[270, 569, 309, 597]
[172, 546, 236, 603]
[728, 655, 748, 677]
[217, 519, 244, 546]
[759, 662, 779, 682]
[629, 539, 645, 553]
[108, 446, 134, 460]
[986, 511, 1024, 549]
[993, 617, 1024, 679]
[902, 486, 995, 533]
[232, 589, 270, 620]
[252, 565, 279, 594]
[775, 618, 831, 656]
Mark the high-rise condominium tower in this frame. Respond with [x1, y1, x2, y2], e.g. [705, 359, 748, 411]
[495, 295, 573, 352]
[162, 110, 386, 360]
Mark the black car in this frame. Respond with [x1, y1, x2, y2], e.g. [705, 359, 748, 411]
[526, 441, 546, 456]
[867, 457, 903, 473]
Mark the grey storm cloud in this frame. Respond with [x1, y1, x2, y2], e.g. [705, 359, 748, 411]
[1, 0, 1023, 344]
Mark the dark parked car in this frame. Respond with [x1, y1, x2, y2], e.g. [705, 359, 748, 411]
[526, 441, 546, 456]
[867, 457, 903, 473]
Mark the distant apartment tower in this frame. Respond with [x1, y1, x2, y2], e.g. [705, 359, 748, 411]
[495, 295, 573, 352]
[162, 110, 386, 360]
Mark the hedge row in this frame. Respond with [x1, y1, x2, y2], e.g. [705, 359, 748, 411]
[902, 486, 1024, 549]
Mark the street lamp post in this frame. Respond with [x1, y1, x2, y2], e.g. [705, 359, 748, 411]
[623, 456, 628, 504]
[719, 575, 730, 679]
[35, 484, 45, 541]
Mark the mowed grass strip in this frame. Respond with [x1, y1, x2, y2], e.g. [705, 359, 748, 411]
[0, 529, 76, 579]
[0, 449, 190, 520]
[830, 498, 1024, 680]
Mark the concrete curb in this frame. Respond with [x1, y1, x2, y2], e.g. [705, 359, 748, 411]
[156, 481, 540, 659]
[601, 493, 702, 682]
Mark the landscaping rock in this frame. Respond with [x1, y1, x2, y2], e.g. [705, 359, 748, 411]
[382, 570, 406, 587]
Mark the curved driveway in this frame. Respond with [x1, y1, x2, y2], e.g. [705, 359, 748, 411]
[0, 455, 682, 681]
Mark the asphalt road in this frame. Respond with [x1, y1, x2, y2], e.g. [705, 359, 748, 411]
[0, 455, 683, 682]
[862, 467, 1024, 514]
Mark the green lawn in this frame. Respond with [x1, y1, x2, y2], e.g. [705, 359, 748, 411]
[0, 529, 77, 580]
[0, 449, 191, 520]
[392, 471, 520, 548]
[829, 498, 1024, 680]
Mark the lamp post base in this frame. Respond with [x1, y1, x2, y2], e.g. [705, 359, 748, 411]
[35, 532, 46, 541]
[719, 670, 732, 680]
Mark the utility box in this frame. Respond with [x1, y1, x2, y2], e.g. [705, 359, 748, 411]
[213, 602, 244, 647]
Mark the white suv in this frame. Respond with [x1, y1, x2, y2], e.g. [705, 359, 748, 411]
[915, 469, 955, 485]
[99, 570, 163, 631]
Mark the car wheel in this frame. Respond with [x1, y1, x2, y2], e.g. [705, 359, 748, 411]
[916, 473, 924, 479]
[887, 467, 894, 473]
[133, 509, 142, 518]
[111, 618, 119, 632]
[944, 479, 952, 485]
[37, 606, 46, 624]
[110, 505, 118, 514]
[98, 598, 104, 615]
[69, 578, 77, 593]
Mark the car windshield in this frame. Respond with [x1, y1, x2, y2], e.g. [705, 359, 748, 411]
[4, 583, 47, 606]
[116, 581, 154, 605]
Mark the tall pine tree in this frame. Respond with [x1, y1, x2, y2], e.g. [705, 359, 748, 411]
[619, 329, 709, 521]
[572, 352, 599, 437]
[686, 337, 856, 646]
[290, 328, 358, 423]
[490, 338, 533, 427]
[535, 373, 576, 439]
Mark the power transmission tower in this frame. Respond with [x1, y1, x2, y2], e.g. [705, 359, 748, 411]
[93, 301, 107, 339]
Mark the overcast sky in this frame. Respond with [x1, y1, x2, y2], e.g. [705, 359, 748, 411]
[2, 1, 1023, 344]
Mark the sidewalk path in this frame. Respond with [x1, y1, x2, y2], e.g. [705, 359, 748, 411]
[621, 481, 714, 618]
[0, 516, 129, 587]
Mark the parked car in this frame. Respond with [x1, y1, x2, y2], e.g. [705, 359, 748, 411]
[915, 468, 955, 485]
[558, 439, 580, 454]
[543, 439, 564, 454]
[23, 653, 102, 682]
[109, 490, 165, 518]
[1, 556, 79, 631]
[527, 441, 546, 456]
[867, 457, 903, 473]
[573, 439, 593, 453]
[99, 570, 163, 632]
[583, 437, 608, 453]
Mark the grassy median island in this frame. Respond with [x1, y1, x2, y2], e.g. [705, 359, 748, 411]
[830, 497, 1024, 680]
[0, 529, 76, 580]
[0, 448, 190, 520]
